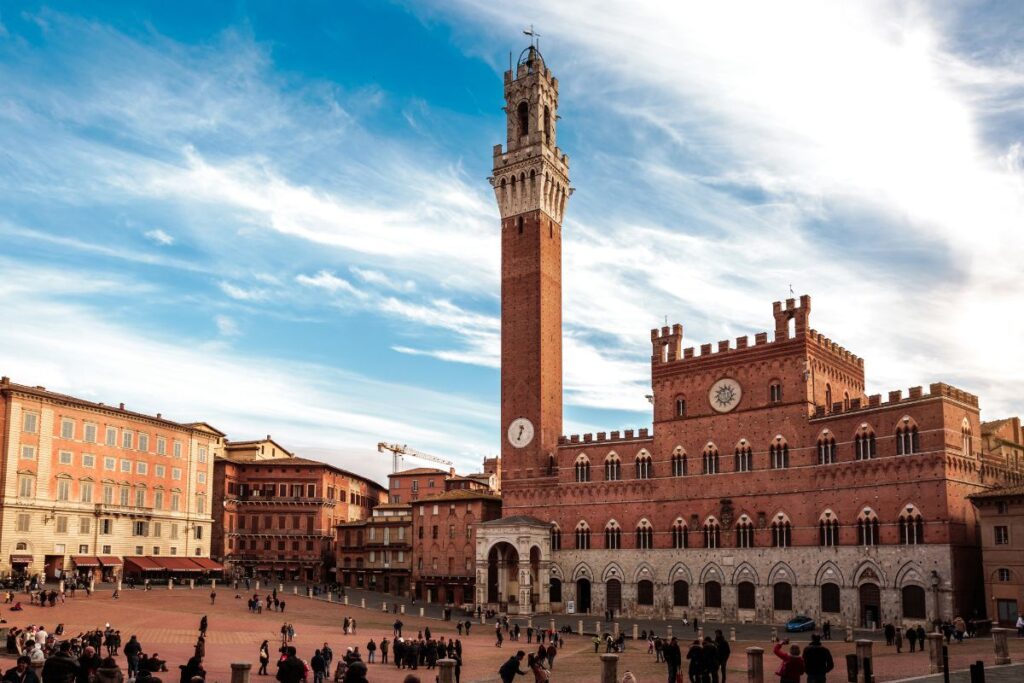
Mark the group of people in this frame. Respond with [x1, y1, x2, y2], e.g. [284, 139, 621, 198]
[882, 622, 929, 653]
[245, 592, 287, 614]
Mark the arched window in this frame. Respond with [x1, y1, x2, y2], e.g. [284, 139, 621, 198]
[901, 585, 926, 619]
[704, 581, 722, 608]
[961, 419, 973, 456]
[843, 391, 850, 409]
[672, 519, 689, 549]
[517, 101, 529, 136]
[857, 508, 880, 546]
[635, 520, 654, 550]
[604, 454, 621, 481]
[673, 580, 689, 606]
[702, 445, 720, 475]
[737, 581, 755, 609]
[819, 510, 839, 547]
[736, 515, 755, 548]
[604, 521, 622, 550]
[898, 505, 924, 545]
[675, 398, 687, 417]
[769, 438, 790, 469]
[774, 582, 793, 611]
[574, 455, 591, 483]
[771, 514, 792, 548]
[769, 381, 783, 404]
[635, 452, 652, 480]
[896, 421, 920, 455]
[821, 583, 841, 613]
[735, 441, 753, 472]
[637, 580, 654, 605]
[855, 428, 877, 460]
[671, 448, 687, 476]
[575, 522, 591, 550]
[550, 524, 562, 551]
[817, 433, 837, 465]
[825, 383, 832, 409]
[543, 105, 551, 145]
[549, 578, 562, 603]
[703, 518, 721, 549]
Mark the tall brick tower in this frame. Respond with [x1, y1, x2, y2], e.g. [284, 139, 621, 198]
[492, 45, 571, 488]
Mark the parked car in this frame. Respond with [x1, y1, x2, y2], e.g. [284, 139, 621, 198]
[785, 615, 816, 632]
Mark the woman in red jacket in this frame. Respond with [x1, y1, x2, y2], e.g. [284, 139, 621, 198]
[773, 640, 805, 683]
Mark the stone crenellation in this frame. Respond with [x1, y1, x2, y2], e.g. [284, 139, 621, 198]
[811, 381, 979, 418]
[560, 428, 651, 447]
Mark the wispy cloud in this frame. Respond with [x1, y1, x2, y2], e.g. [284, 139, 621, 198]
[218, 282, 271, 302]
[144, 228, 175, 246]
[215, 315, 239, 337]
[295, 270, 366, 299]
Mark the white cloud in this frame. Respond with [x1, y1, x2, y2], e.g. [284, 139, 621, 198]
[218, 281, 271, 302]
[215, 315, 239, 337]
[295, 270, 366, 299]
[351, 266, 416, 293]
[144, 228, 174, 245]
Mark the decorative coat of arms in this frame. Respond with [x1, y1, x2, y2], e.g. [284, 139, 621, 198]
[720, 498, 734, 529]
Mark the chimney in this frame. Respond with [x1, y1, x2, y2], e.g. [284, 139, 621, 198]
[449, 466, 456, 477]
[119, 403, 125, 410]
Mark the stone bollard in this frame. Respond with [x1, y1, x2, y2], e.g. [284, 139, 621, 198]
[278, 583, 283, 593]
[746, 647, 764, 683]
[845, 626, 854, 643]
[168, 579, 173, 590]
[59, 580, 65, 593]
[550, 618, 556, 633]
[633, 623, 639, 640]
[117, 579, 122, 592]
[613, 622, 620, 638]
[595, 621, 601, 635]
[599, 654, 618, 683]
[189, 579, 195, 590]
[255, 580, 260, 590]
[419, 607, 425, 617]
[667, 624, 673, 637]
[382, 602, 387, 612]
[577, 620, 584, 635]
[89, 579, 95, 593]
[855, 639, 874, 683]
[698, 627, 704, 641]
[527, 616, 533, 628]
[926, 633, 944, 673]
[437, 658, 456, 683]
[307, 587, 312, 598]
[293, 586, 298, 595]
[730, 627, 737, 642]
[770, 627, 777, 643]
[230, 662, 251, 683]
[360, 598, 365, 609]
[479, 613, 484, 624]
[992, 627, 1011, 665]
[400, 604, 405, 614]
[212, 579, 217, 589]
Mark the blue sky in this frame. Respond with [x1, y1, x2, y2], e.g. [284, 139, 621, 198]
[1, 1, 1022, 484]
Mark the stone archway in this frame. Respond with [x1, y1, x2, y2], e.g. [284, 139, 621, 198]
[486, 542, 520, 609]
[859, 583, 881, 628]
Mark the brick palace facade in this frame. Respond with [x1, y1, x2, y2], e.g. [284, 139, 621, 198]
[474, 45, 1024, 628]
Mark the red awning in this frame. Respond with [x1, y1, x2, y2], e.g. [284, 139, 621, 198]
[124, 556, 163, 572]
[71, 556, 101, 567]
[98, 556, 122, 567]
[10, 555, 32, 564]
[152, 557, 203, 572]
[189, 558, 224, 571]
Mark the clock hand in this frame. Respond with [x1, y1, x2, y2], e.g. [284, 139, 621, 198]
[517, 425, 524, 439]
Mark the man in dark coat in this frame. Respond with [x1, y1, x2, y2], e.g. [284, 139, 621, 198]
[664, 636, 682, 683]
[498, 651, 527, 683]
[802, 635, 834, 683]
[275, 647, 304, 683]
[42, 643, 80, 683]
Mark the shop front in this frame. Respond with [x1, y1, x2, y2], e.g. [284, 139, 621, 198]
[70, 556, 101, 583]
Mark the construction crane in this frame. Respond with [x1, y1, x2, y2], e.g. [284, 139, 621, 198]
[376, 442, 453, 473]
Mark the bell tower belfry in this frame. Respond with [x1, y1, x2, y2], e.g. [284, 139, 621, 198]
[493, 45, 570, 487]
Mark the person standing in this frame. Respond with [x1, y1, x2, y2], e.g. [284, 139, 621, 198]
[894, 628, 903, 654]
[366, 639, 376, 664]
[393, 620, 403, 638]
[822, 621, 831, 641]
[772, 641, 805, 683]
[258, 641, 270, 676]
[545, 642, 557, 671]
[123, 636, 142, 680]
[906, 626, 917, 653]
[802, 635, 834, 683]
[883, 623, 895, 647]
[380, 638, 389, 665]
[663, 636, 682, 683]
[4, 656, 40, 683]
[685, 639, 703, 683]
[275, 646, 304, 683]
[42, 642, 80, 683]
[714, 630, 730, 683]
[310, 650, 326, 683]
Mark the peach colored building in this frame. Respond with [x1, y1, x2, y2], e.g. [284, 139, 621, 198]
[0, 376, 221, 580]
[213, 441, 386, 583]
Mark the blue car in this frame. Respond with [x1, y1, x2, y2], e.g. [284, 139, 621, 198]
[785, 616, 816, 632]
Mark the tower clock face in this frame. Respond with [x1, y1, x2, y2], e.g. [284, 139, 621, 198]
[709, 378, 742, 413]
[507, 418, 535, 448]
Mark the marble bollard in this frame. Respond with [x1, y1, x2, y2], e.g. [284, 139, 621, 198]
[992, 627, 1011, 665]
[600, 654, 618, 683]
[230, 662, 251, 683]
[746, 647, 764, 683]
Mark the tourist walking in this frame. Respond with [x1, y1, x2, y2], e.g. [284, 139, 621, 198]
[663, 636, 682, 683]
[714, 629, 731, 683]
[258, 641, 270, 676]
